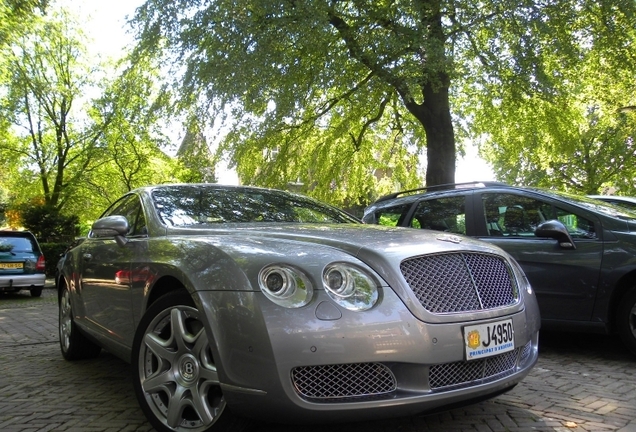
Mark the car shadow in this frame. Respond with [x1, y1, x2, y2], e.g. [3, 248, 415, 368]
[65, 350, 554, 432]
[0, 291, 42, 302]
[538, 330, 632, 360]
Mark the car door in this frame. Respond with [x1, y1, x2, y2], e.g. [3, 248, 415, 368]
[79, 194, 147, 347]
[472, 192, 603, 323]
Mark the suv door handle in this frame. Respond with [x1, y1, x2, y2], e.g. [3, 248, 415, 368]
[83, 253, 92, 261]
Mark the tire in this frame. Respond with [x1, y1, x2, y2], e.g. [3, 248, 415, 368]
[616, 288, 636, 357]
[30, 286, 43, 297]
[131, 291, 248, 432]
[59, 285, 102, 360]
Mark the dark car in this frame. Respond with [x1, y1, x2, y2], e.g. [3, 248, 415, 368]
[57, 183, 539, 432]
[363, 182, 636, 356]
[0, 230, 46, 297]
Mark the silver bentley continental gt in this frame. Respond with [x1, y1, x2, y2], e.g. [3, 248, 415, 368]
[57, 183, 540, 432]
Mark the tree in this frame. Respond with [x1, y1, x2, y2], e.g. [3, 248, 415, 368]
[131, 0, 636, 204]
[0, 10, 187, 222]
[0, 0, 47, 47]
[0, 11, 107, 212]
[65, 54, 186, 215]
[461, 1, 636, 194]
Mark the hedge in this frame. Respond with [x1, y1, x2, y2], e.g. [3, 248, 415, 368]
[40, 242, 72, 277]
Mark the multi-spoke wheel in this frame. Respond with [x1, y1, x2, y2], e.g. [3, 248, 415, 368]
[132, 291, 246, 432]
[59, 284, 101, 360]
[617, 288, 636, 357]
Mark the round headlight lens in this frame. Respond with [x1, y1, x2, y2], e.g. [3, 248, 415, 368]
[322, 264, 379, 311]
[258, 265, 313, 308]
[265, 271, 285, 293]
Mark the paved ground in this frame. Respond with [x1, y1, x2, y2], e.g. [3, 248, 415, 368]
[1, 287, 635, 432]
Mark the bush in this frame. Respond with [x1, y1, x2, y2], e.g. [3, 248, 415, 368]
[40, 242, 71, 277]
[17, 203, 80, 243]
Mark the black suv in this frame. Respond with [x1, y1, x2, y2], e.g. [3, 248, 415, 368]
[0, 230, 46, 297]
[363, 182, 636, 355]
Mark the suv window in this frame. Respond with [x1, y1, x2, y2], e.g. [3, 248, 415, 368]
[482, 194, 551, 237]
[411, 197, 466, 235]
[372, 204, 412, 227]
[555, 207, 597, 239]
[482, 193, 597, 239]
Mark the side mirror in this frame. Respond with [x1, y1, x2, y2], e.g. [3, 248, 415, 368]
[90, 216, 130, 246]
[535, 220, 576, 249]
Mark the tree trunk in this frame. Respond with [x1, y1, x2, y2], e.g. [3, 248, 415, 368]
[405, 78, 456, 186]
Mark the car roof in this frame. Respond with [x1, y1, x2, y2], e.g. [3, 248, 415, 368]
[366, 183, 636, 223]
[588, 195, 636, 203]
[371, 181, 514, 205]
[0, 230, 37, 238]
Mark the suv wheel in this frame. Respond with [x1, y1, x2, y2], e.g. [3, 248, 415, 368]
[617, 288, 636, 356]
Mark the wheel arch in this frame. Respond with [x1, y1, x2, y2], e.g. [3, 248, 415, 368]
[145, 275, 189, 312]
[608, 270, 636, 332]
[56, 274, 67, 303]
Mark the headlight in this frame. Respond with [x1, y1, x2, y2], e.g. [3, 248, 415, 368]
[258, 265, 313, 308]
[322, 264, 379, 311]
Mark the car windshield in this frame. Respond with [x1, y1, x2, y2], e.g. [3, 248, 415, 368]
[152, 185, 360, 227]
[537, 189, 636, 221]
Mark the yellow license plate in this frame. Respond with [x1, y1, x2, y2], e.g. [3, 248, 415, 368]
[0, 262, 23, 269]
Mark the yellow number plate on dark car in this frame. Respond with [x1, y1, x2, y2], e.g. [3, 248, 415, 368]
[464, 319, 514, 360]
[0, 262, 23, 269]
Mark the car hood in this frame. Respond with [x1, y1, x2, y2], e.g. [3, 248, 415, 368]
[167, 223, 510, 271]
[162, 223, 522, 323]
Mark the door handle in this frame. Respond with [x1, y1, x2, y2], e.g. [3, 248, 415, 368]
[83, 253, 92, 261]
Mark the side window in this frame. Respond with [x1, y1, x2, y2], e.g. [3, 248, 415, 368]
[555, 207, 597, 239]
[482, 194, 551, 237]
[373, 205, 411, 227]
[411, 197, 466, 235]
[102, 195, 147, 237]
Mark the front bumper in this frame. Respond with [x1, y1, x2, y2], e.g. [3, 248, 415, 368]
[196, 287, 539, 423]
[0, 274, 46, 290]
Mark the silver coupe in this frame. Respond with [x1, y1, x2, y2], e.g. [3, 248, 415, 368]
[57, 183, 540, 432]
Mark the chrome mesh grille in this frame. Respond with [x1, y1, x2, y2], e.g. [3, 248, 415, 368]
[400, 253, 518, 313]
[430, 348, 520, 391]
[519, 340, 532, 362]
[291, 363, 397, 400]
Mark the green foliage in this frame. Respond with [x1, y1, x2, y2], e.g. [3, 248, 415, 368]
[0, 8, 188, 225]
[133, 0, 464, 197]
[133, 0, 636, 200]
[65, 53, 185, 215]
[40, 242, 70, 276]
[0, 11, 99, 210]
[0, 0, 47, 46]
[457, 0, 636, 195]
[17, 202, 79, 243]
[0, 187, 8, 226]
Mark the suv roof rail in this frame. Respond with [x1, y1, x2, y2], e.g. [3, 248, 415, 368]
[374, 181, 510, 203]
